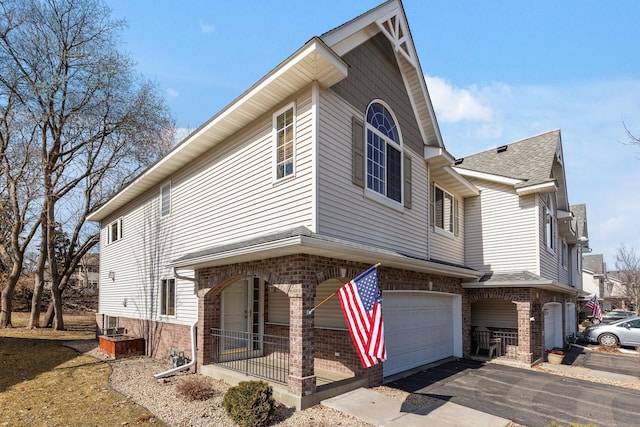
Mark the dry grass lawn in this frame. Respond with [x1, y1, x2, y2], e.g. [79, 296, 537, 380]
[0, 312, 164, 426]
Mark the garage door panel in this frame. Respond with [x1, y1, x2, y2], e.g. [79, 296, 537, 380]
[383, 292, 457, 377]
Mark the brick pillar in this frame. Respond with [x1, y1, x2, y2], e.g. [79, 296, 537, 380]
[287, 282, 316, 397]
[515, 301, 533, 364]
[197, 287, 219, 372]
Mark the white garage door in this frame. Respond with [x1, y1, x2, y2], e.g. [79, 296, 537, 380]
[544, 303, 563, 351]
[383, 292, 461, 377]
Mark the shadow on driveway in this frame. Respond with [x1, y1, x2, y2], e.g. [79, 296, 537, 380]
[558, 345, 640, 378]
[385, 356, 640, 427]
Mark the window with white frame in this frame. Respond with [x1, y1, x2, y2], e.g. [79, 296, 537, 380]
[160, 182, 171, 217]
[366, 101, 402, 203]
[561, 241, 568, 268]
[107, 218, 122, 244]
[544, 194, 555, 251]
[274, 105, 294, 180]
[160, 278, 175, 316]
[105, 315, 118, 329]
[433, 185, 457, 234]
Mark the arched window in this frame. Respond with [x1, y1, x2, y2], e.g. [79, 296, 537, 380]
[366, 102, 402, 203]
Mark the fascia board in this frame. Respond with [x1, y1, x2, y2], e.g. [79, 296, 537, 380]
[452, 167, 523, 186]
[442, 166, 480, 196]
[515, 181, 558, 196]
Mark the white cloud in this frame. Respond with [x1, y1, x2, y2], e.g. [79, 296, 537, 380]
[167, 88, 179, 98]
[425, 75, 494, 122]
[432, 76, 640, 266]
[200, 20, 214, 34]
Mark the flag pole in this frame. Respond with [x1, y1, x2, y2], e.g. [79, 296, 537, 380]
[307, 263, 381, 315]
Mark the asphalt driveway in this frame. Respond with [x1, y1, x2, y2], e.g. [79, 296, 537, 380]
[386, 354, 640, 427]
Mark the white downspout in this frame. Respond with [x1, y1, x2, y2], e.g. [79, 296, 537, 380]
[154, 319, 198, 379]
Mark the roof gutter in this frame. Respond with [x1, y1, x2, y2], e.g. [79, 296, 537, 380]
[462, 280, 579, 295]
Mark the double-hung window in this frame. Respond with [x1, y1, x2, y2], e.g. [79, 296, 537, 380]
[544, 194, 555, 251]
[561, 241, 568, 268]
[274, 105, 294, 180]
[434, 185, 456, 234]
[366, 102, 402, 203]
[107, 218, 122, 244]
[160, 278, 176, 316]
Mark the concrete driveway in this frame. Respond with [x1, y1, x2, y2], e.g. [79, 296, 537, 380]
[385, 352, 640, 427]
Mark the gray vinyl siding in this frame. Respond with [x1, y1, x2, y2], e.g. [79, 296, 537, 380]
[99, 90, 315, 322]
[464, 180, 538, 273]
[330, 32, 423, 155]
[317, 88, 429, 258]
[539, 193, 562, 281]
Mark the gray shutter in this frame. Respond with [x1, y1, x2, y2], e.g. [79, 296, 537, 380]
[403, 154, 412, 209]
[352, 117, 365, 187]
[454, 197, 459, 236]
[429, 184, 435, 226]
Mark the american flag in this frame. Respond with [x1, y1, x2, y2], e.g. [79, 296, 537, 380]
[338, 266, 386, 368]
[586, 295, 602, 321]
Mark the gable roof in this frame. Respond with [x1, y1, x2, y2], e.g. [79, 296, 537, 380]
[571, 203, 589, 243]
[321, 0, 444, 149]
[583, 254, 605, 274]
[88, 0, 447, 222]
[454, 129, 561, 189]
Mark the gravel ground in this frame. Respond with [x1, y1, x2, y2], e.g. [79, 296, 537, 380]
[65, 340, 637, 426]
[66, 341, 373, 426]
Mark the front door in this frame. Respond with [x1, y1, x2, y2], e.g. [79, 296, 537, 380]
[221, 278, 264, 358]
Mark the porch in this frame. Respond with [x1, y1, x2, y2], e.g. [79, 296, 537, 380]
[202, 328, 367, 408]
[469, 328, 520, 362]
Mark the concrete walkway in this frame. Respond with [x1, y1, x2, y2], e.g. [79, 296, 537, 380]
[322, 387, 511, 427]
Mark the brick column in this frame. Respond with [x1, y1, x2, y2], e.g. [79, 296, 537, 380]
[197, 287, 218, 372]
[515, 301, 533, 364]
[287, 282, 316, 397]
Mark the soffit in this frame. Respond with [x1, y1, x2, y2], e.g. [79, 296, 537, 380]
[88, 39, 347, 222]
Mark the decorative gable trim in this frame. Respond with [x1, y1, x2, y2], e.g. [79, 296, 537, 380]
[376, 12, 416, 67]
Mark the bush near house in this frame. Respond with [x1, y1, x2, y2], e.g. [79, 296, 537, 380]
[175, 375, 218, 401]
[222, 380, 275, 427]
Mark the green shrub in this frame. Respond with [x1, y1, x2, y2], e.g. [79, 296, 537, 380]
[222, 380, 275, 427]
[580, 320, 592, 328]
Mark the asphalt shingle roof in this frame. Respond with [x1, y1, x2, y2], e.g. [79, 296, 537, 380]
[583, 254, 605, 274]
[455, 129, 560, 189]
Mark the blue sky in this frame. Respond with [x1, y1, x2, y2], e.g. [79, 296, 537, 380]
[109, 0, 640, 269]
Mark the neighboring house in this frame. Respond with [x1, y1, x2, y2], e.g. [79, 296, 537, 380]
[40, 252, 100, 290]
[87, 0, 589, 408]
[453, 130, 589, 360]
[582, 254, 630, 313]
[606, 269, 636, 312]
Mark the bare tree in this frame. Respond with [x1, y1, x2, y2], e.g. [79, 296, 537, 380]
[614, 244, 640, 315]
[0, 61, 43, 327]
[0, 0, 174, 329]
[624, 122, 640, 147]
